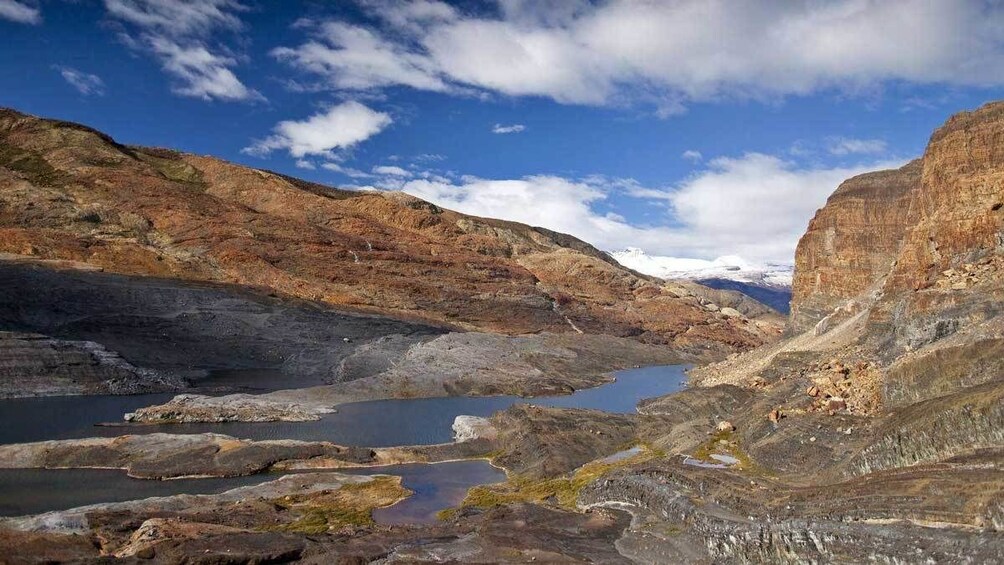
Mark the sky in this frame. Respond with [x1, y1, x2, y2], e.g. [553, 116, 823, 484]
[2, 1, 1003, 265]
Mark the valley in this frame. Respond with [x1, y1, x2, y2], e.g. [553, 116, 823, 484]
[0, 101, 1001, 563]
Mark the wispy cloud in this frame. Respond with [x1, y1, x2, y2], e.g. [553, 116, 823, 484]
[827, 137, 888, 155]
[104, 0, 261, 102]
[54, 66, 106, 96]
[492, 123, 525, 134]
[321, 162, 374, 179]
[372, 165, 411, 176]
[681, 150, 703, 162]
[272, 1, 1004, 113]
[244, 101, 392, 158]
[0, 0, 40, 24]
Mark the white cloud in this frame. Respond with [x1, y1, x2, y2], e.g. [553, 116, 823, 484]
[681, 150, 702, 162]
[658, 153, 904, 261]
[413, 153, 445, 162]
[0, 0, 40, 24]
[55, 67, 105, 96]
[492, 123, 526, 134]
[104, 0, 261, 102]
[393, 153, 902, 263]
[827, 137, 888, 155]
[272, 21, 450, 92]
[146, 37, 259, 101]
[105, 0, 243, 36]
[294, 159, 316, 170]
[321, 162, 375, 179]
[372, 165, 411, 176]
[245, 101, 392, 158]
[273, 1, 1004, 111]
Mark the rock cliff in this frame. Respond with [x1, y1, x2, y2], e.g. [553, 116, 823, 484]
[790, 159, 921, 332]
[0, 108, 778, 357]
[653, 102, 1004, 561]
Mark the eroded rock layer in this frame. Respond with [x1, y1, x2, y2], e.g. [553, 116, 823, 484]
[790, 160, 921, 332]
[0, 108, 778, 356]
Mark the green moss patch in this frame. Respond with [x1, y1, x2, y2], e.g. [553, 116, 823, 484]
[269, 476, 410, 534]
[691, 429, 760, 472]
[445, 446, 658, 518]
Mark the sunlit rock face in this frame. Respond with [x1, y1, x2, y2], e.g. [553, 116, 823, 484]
[790, 160, 921, 333]
[0, 108, 779, 358]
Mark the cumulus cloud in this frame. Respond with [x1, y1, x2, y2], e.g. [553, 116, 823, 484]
[272, 1, 1004, 111]
[492, 123, 526, 134]
[245, 101, 392, 158]
[321, 162, 375, 178]
[104, 0, 261, 101]
[372, 165, 411, 176]
[659, 154, 904, 261]
[390, 153, 902, 263]
[827, 137, 888, 155]
[681, 150, 703, 162]
[272, 20, 450, 92]
[0, 0, 39, 24]
[54, 67, 105, 96]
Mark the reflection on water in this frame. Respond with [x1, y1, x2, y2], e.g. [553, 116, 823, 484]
[0, 365, 686, 524]
[342, 460, 506, 525]
[0, 460, 505, 521]
[0, 365, 689, 446]
[0, 468, 273, 517]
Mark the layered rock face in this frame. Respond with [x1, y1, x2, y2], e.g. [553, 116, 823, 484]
[0, 108, 778, 356]
[703, 101, 1004, 413]
[572, 102, 1004, 562]
[789, 159, 921, 332]
[888, 103, 1004, 293]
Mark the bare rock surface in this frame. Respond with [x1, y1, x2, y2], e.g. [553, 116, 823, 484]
[0, 331, 184, 398]
[0, 107, 779, 354]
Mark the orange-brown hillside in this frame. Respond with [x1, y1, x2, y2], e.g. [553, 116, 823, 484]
[0, 109, 780, 358]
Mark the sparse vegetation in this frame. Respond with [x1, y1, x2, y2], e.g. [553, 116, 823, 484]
[268, 476, 410, 534]
[691, 429, 760, 472]
[442, 446, 659, 518]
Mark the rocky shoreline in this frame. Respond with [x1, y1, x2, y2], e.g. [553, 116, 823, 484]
[1, 102, 1003, 563]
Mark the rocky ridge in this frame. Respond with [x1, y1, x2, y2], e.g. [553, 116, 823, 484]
[0, 108, 779, 356]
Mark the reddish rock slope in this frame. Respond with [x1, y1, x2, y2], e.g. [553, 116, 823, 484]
[790, 160, 921, 332]
[0, 108, 779, 357]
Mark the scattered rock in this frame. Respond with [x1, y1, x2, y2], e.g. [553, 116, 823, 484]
[826, 397, 847, 412]
[453, 415, 498, 442]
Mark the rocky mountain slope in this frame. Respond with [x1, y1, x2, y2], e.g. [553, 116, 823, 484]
[0, 108, 778, 357]
[0, 103, 1001, 563]
[789, 159, 922, 332]
[624, 101, 1004, 560]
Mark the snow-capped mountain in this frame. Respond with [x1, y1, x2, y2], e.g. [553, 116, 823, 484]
[610, 248, 793, 288]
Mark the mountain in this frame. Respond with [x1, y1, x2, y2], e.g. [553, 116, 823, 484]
[610, 248, 793, 287]
[611, 247, 793, 312]
[566, 100, 1004, 562]
[0, 108, 779, 358]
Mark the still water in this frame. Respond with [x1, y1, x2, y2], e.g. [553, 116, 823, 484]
[0, 365, 689, 446]
[0, 460, 505, 522]
[0, 365, 686, 522]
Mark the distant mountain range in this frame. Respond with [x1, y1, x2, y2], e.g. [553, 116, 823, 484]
[610, 248, 793, 313]
[609, 248, 793, 287]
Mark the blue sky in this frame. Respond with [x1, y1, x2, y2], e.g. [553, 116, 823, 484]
[2, 1, 1003, 264]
